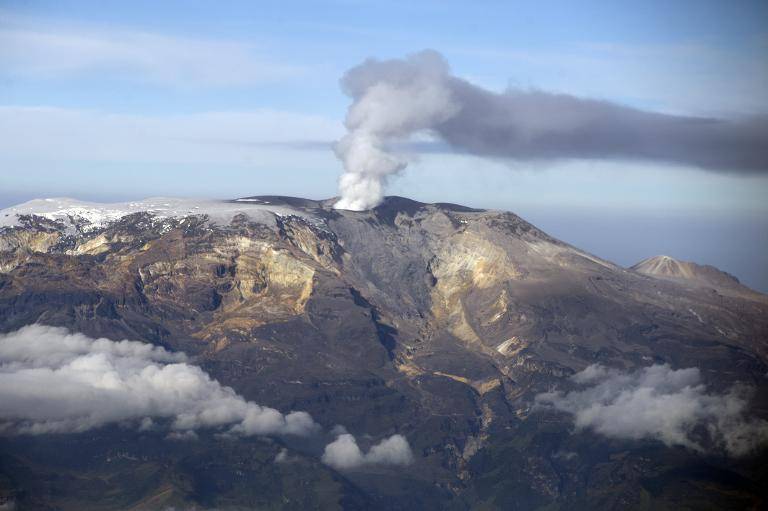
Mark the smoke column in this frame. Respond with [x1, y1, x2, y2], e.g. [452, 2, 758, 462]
[333, 50, 768, 211]
[333, 51, 458, 210]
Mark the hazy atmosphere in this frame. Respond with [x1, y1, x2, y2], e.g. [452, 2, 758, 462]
[1, 0, 767, 290]
[2, 3, 768, 509]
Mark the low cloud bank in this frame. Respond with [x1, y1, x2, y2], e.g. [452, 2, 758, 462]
[536, 364, 768, 456]
[0, 325, 318, 436]
[322, 432, 414, 470]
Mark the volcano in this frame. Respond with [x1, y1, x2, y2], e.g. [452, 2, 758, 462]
[0, 195, 766, 510]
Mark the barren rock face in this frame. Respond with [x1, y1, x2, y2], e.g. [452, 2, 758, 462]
[1, 196, 767, 510]
[631, 254, 766, 301]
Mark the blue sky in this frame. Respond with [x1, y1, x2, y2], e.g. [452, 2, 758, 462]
[1, 0, 767, 289]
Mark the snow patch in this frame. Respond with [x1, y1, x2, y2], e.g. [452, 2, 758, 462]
[0, 197, 322, 233]
[688, 308, 704, 323]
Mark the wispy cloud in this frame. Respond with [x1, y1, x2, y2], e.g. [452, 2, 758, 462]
[0, 324, 421, 472]
[0, 325, 319, 436]
[0, 105, 343, 165]
[321, 429, 414, 469]
[0, 20, 303, 87]
[536, 363, 768, 457]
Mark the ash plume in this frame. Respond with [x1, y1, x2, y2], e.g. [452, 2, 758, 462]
[333, 50, 768, 210]
[333, 50, 458, 210]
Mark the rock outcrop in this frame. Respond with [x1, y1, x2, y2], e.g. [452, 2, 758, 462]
[1, 195, 766, 510]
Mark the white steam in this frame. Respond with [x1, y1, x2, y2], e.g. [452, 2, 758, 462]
[333, 50, 457, 210]
[0, 324, 318, 437]
[321, 432, 414, 470]
[333, 50, 768, 210]
[536, 363, 768, 456]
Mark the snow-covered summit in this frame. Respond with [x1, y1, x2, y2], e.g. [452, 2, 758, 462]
[0, 197, 321, 233]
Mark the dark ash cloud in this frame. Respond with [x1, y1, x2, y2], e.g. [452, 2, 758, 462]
[334, 49, 768, 210]
[439, 81, 768, 172]
[536, 363, 768, 457]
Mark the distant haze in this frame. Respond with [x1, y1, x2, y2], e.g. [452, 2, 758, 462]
[519, 207, 768, 294]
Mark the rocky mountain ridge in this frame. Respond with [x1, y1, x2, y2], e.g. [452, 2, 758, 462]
[631, 254, 764, 300]
[0, 195, 766, 510]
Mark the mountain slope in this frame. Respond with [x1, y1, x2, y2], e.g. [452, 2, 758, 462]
[1, 195, 767, 510]
[631, 254, 765, 300]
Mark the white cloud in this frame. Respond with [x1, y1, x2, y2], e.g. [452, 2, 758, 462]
[365, 433, 416, 465]
[321, 433, 414, 470]
[0, 324, 319, 437]
[322, 434, 365, 469]
[536, 364, 768, 456]
[274, 448, 289, 463]
[0, 23, 302, 87]
[167, 430, 199, 442]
